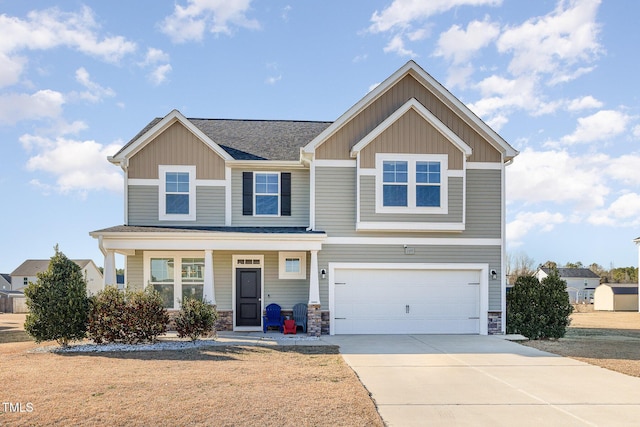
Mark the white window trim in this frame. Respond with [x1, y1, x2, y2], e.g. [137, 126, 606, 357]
[254, 171, 280, 217]
[375, 153, 448, 214]
[278, 252, 306, 280]
[159, 165, 196, 221]
[143, 251, 204, 309]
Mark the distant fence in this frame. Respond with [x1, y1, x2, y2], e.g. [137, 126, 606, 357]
[0, 294, 28, 313]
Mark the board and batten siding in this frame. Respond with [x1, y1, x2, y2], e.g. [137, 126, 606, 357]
[231, 169, 310, 226]
[315, 167, 502, 239]
[359, 108, 464, 169]
[316, 73, 501, 163]
[317, 244, 503, 311]
[359, 175, 463, 223]
[128, 122, 226, 180]
[128, 185, 225, 227]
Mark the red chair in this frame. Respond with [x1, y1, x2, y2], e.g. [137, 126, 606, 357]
[283, 319, 296, 335]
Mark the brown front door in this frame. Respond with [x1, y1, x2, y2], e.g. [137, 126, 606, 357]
[236, 268, 261, 327]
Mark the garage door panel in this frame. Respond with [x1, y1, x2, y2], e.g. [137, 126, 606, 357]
[333, 268, 481, 334]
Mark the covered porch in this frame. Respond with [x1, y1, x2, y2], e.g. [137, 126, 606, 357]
[90, 226, 327, 336]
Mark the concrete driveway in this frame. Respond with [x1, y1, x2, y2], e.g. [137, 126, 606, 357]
[320, 335, 640, 426]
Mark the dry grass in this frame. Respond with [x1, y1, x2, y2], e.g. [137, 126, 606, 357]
[0, 314, 383, 427]
[523, 311, 640, 378]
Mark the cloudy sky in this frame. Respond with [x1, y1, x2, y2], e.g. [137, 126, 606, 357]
[0, 0, 638, 274]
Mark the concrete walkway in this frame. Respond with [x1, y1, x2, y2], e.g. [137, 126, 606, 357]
[320, 334, 640, 427]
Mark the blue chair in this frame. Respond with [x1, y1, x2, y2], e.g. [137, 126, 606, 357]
[293, 303, 308, 333]
[263, 303, 284, 333]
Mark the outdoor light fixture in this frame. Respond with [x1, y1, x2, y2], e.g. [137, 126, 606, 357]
[320, 269, 326, 279]
[490, 269, 498, 280]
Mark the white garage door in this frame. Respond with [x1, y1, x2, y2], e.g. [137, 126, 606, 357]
[333, 268, 481, 334]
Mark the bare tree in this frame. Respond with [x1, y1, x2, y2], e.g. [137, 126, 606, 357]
[507, 251, 536, 283]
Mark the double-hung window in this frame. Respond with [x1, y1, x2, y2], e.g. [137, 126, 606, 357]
[159, 166, 196, 221]
[255, 172, 279, 215]
[376, 154, 447, 214]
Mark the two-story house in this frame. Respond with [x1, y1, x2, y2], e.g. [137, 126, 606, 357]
[91, 61, 518, 336]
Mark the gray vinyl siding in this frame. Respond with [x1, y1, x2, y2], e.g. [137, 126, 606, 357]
[315, 167, 357, 234]
[231, 169, 310, 226]
[360, 175, 463, 223]
[212, 251, 232, 310]
[126, 251, 144, 291]
[317, 244, 503, 311]
[464, 169, 501, 238]
[315, 167, 502, 239]
[128, 185, 225, 226]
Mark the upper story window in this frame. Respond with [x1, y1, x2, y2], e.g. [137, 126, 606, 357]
[376, 154, 448, 214]
[255, 172, 279, 215]
[242, 172, 291, 217]
[159, 165, 196, 221]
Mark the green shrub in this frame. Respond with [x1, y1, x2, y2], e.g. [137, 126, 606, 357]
[175, 298, 217, 341]
[126, 287, 169, 343]
[88, 286, 127, 344]
[24, 246, 89, 347]
[507, 271, 573, 339]
[88, 286, 169, 344]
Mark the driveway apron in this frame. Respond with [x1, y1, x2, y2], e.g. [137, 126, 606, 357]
[321, 335, 640, 427]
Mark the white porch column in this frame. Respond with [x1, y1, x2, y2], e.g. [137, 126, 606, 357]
[308, 250, 320, 304]
[203, 249, 216, 305]
[103, 250, 116, 288]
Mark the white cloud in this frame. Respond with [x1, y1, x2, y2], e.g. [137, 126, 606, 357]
[149, 64, 173, 86]
[73, 67, 115, 103]
[496, 0, 602, 81]
[160, 0, 260, 43]
[632, 125, 640, 139]
[558, 109, 629, 145]
[434, 19, 500, 64]
[265, 74, 282, 85]
[0, 7, 136, 87]
[0, 52, 26, 87]
[24, 136, 123, 195]
[587, 193, 640, 226]
[383, 34, 416, 57]
[507, 210, 565, 244]
[369, 0, 501, 58]
[506, 147, 610, 210]
[142, 48, 170, 66]
[567, 95, 602, 111]
[604, 154, 640, 186]
[368, 0, 502, 33]
[0, 90, 65, 125]
[468, 75, 545, 122]
[139, 48, 172, 85]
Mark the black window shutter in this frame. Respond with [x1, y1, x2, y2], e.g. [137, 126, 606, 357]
[281, 172, 291, 216]
[242, 172, 253, 215]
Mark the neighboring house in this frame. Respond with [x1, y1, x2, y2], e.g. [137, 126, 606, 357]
[11, 259, 104, 296]
[594, 284, 639, 311]
[535, 267, 601, 304]
[0, 273, 11, 290]
[90, 61, 518, 336]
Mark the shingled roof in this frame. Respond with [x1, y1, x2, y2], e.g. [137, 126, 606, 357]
[11, 259, 94, 276]
[122, 117, 332, 161]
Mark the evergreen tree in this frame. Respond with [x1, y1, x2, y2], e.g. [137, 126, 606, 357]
[24, 246, 89, 346]
[506, 269, 572, 339]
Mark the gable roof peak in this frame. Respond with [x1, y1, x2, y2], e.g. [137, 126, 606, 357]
[303, 60, 518, 162]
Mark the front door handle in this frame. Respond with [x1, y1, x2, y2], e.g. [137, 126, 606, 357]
[406, 305, 409, 314]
